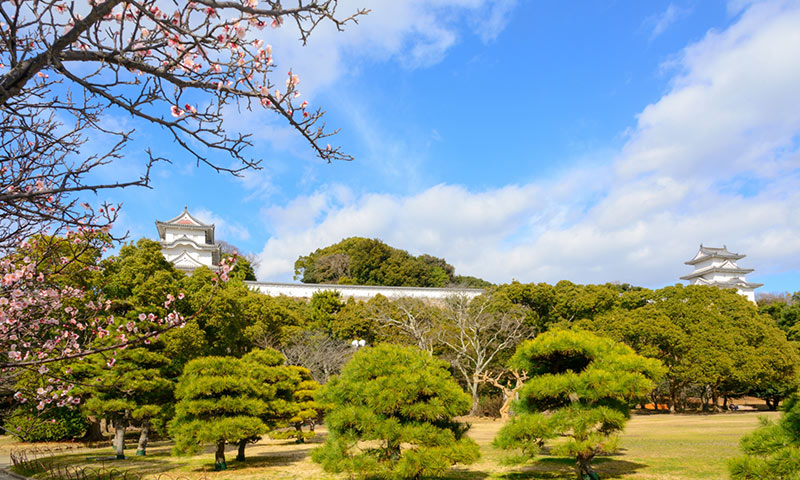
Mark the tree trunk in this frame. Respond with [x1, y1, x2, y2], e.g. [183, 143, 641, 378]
[469, 380, 480, 416]
[112, 419, 126, 459]
[669, 384, 678, 413]
[576, 452, 597, 479]
[81, 417, 104, 443]
[215, 440, 227, 470]
[499, 392, 513, 420]
[766, 397, 778, 411]
[136, 420, 150, 456]
[236, 439, 247, 462]
[700, 386, 709, 412]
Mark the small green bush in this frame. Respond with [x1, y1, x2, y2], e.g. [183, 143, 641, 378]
[7, 407, 88, 442]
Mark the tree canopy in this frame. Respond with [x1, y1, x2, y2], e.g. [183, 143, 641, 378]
[170, 349, 305, 470]
[294, 237, 491, 288]
[585, 285, 800, 412]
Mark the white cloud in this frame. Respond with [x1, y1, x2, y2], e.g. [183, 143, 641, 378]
[475, 0, 518, 43]
[621, 0, 800, 179]
[647, 3, 690, 40]
[254, 0, 800, 290]
[257, 0, 521, 98]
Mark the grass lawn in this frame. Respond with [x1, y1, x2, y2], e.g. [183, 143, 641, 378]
[2, 411, 779, 480]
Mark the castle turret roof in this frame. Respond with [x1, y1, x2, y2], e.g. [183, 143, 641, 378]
[684, 244, 745, 265]
[155, 206, 215, 244]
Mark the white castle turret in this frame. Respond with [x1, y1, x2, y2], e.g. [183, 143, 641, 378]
[680, 245, 762, 303]
[155, 207, 221, 273]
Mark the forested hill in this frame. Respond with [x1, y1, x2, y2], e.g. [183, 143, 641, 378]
[293, 237, 492, 288]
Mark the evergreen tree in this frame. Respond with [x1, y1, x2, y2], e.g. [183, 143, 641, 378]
[588, 285, 799, 412]
[235, 349, 304, 461]
[170, 356, 269, 470]
[170, 349, 306, 469]
[83, 348, 173, 458]
[312, 344, 480, 479]
[729, 394, 800, 479]
[294, 237, 489, 287]
[494, 330, 663, 479]
[270, 367, 324, 443]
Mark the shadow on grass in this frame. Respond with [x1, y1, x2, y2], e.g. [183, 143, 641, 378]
[495, 457, 647, 480]
[198, 451, 308, 472]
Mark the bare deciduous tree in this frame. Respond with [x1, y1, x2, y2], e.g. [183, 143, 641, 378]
[477, 369, 528, 419]
[438, 294, 530, 415]
[273, 329, 353, 383]
[368, 297, 440, 354]
[0, 0, 366, 246]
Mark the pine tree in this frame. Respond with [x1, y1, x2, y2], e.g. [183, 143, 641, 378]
[235, 349, 304, 461]
[270, 367, 324, 443]
[170, 356, 268, 470]
[169, 348, 306, 470]
[493, 330, 663, 479]
[312, 343, 480, 479]
[83, 348, 173, 458]
[729, 394, 800, 479]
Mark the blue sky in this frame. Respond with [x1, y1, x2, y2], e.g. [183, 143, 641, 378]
[91, 0, 800, 293]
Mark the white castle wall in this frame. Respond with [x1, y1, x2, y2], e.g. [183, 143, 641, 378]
[246, 281, 485, 301]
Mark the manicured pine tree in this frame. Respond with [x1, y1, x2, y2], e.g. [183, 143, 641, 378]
[312, 343, 480, 479]
[170, 355, 269, 470]
[270, 366, 324, 443]
[235, 349, 304, 461]
[493, 330, 663, 480]
[729, 394, 800, 478]
[83, 347, 173, 458]
[170, 348, 306, 470]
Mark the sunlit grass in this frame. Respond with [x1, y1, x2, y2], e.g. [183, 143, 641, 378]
[1, 411, 779, 480]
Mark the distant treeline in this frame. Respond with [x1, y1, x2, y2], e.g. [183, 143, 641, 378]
[293, 237, 492, 288]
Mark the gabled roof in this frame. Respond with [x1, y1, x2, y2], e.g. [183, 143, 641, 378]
[160, 236, 221, 251]
[155, 206, 215, 243]
[170, 251, 220, 272]
[680, 262, 754, 280]
[691, 277, 764, 289]
[685, 244, 745, 265]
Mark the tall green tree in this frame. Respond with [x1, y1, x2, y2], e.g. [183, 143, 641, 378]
[494, 330, 663, 479]
[75, 238, 184, 449]
[759, 291, 800, 341]
[587, 285, 799, 412]
[312, 344, 480, 479]
[180, 267, 253, 357]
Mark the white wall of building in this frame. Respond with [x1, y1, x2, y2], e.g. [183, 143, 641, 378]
[246, 281, 484, 302]
[165, 228, 206, 244]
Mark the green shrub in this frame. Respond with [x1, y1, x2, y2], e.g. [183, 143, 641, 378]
[7, 407, 88, 442]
